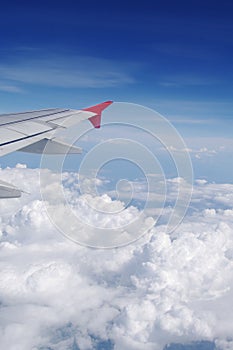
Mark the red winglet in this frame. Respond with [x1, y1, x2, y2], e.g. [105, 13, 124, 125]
[83, 101, 113, 128]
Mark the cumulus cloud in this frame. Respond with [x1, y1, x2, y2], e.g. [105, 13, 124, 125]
[0, 166, 233, 349]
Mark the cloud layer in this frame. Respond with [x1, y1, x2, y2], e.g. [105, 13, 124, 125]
[0, 165, 233, 349]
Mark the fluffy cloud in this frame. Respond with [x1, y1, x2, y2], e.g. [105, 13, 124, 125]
[0, 165, 233, 349]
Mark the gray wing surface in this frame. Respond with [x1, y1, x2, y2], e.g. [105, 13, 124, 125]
[0, 101, 113, 197]
[0, 108, 95, 156]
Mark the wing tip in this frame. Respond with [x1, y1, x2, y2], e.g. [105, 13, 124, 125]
[83, 100, 113, 114]
[84, 100, 113, 128]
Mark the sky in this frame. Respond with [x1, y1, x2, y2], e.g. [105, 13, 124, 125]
[1, 0, 233, 119]
[1, 1, 233, 349]
[0, 0, 233, 181]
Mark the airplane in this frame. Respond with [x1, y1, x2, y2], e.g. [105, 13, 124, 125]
[0, 100, 113, 199]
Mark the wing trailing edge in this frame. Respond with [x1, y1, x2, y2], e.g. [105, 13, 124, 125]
[18, 138, 82, 154]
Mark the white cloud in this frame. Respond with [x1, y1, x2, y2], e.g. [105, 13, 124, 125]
[0, 166, 233, 349]
[164, 145, 218, 159]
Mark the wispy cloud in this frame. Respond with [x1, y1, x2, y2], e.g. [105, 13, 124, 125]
[159, 74, 219, 88]
[165, 144, 218, 158]
[170, 118, 213, 125]
[148, 98, 233, 123]
[0, 54, 135, 89]
[154, 42, 219, 60]
[0, 83, 24, 93]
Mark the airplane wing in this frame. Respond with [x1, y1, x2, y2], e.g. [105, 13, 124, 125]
[0, 100, 113, 156]
[0, 100, 113, 198]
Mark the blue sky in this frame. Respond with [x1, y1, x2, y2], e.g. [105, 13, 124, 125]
[1, 0, 233, 112]
[0, 0, 233, 181]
